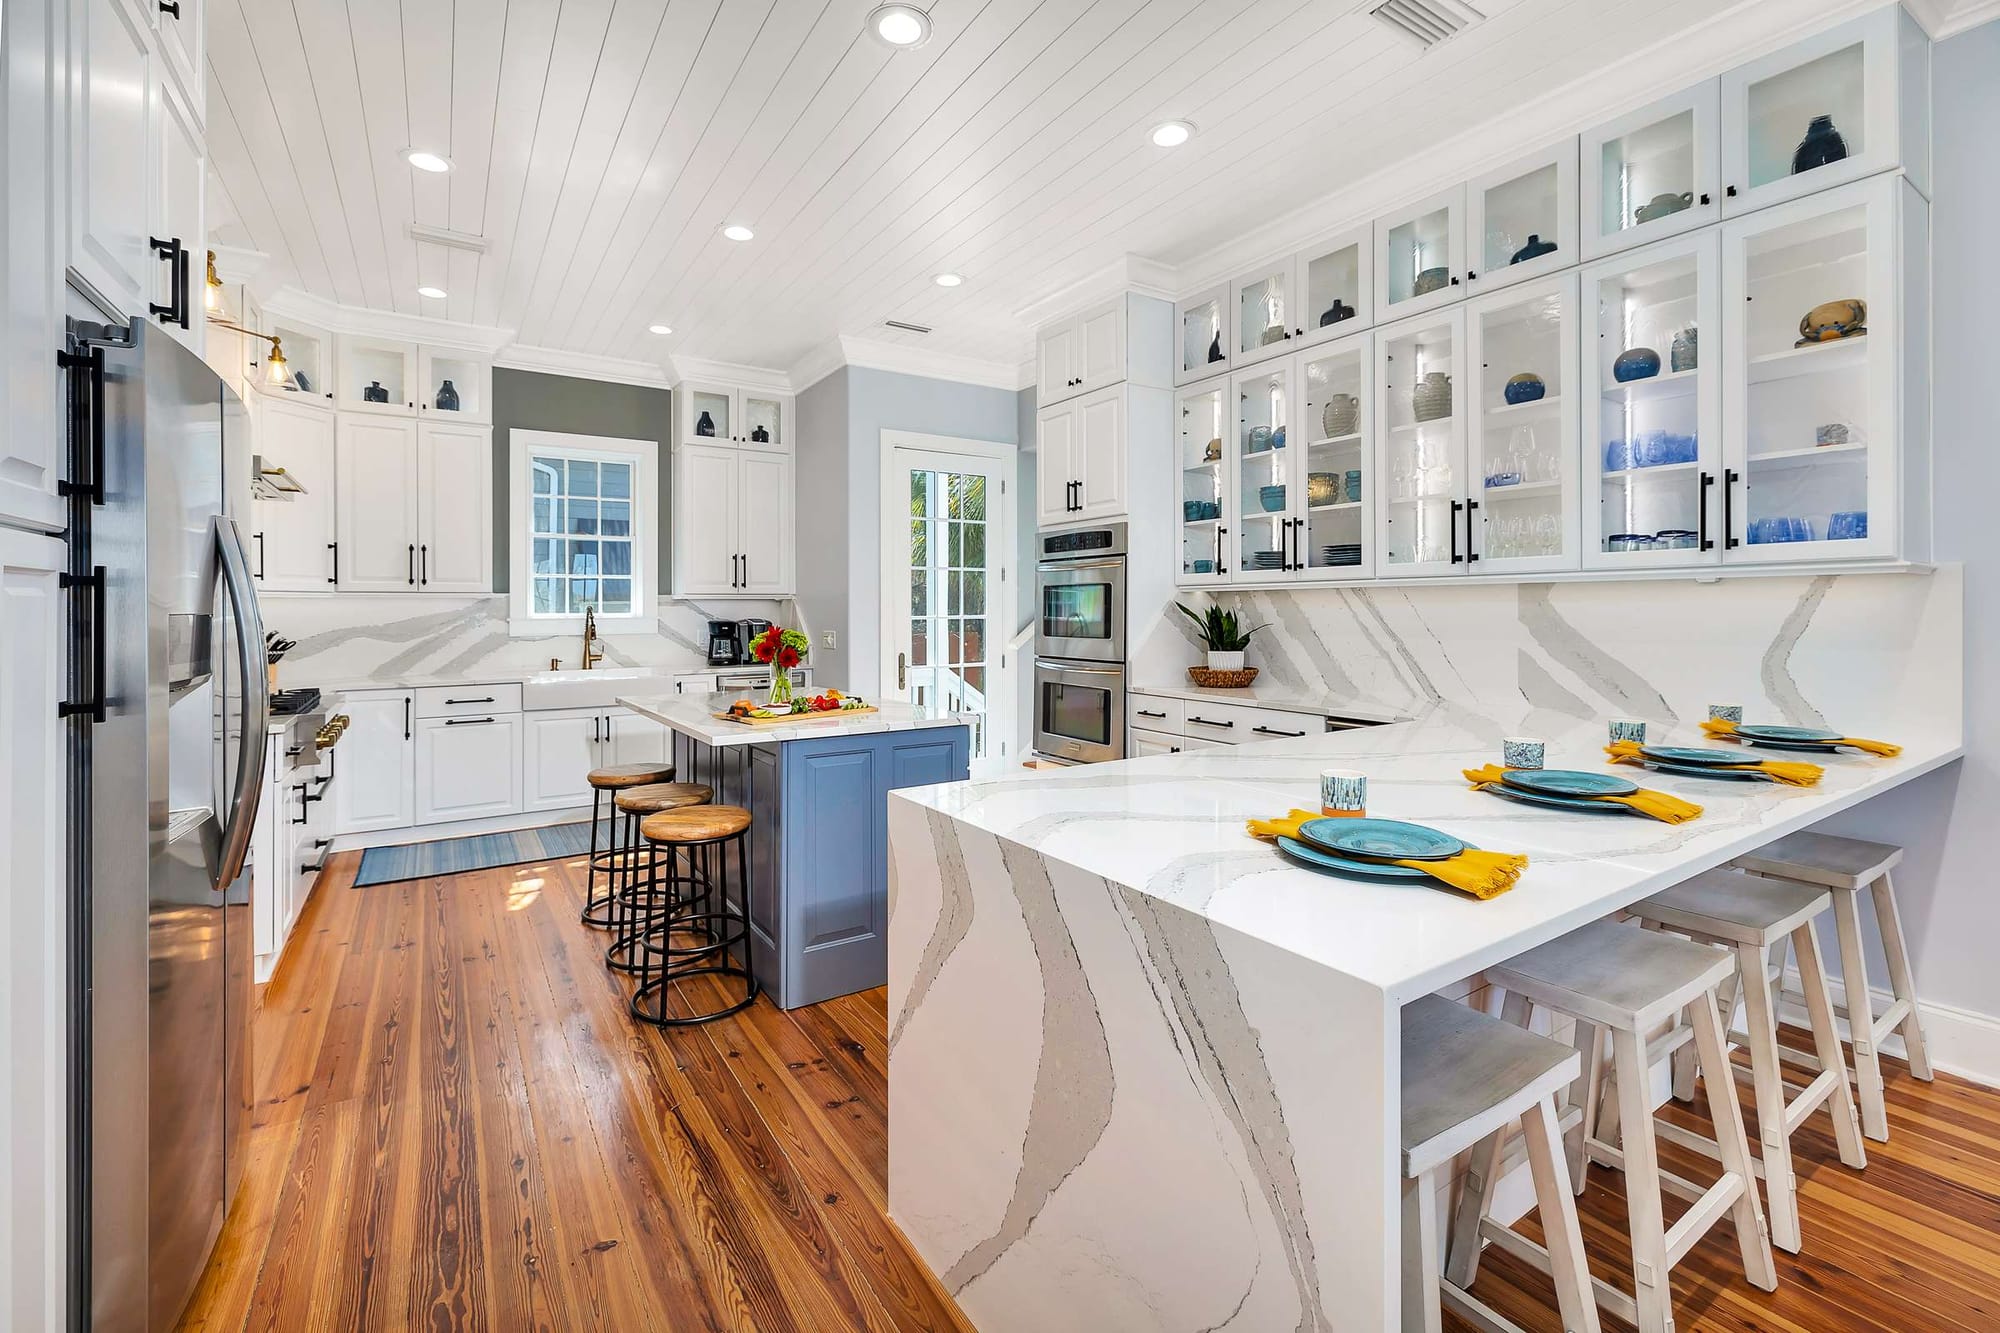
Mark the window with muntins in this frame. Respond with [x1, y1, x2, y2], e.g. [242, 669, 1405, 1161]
[529, 448, 638, 615]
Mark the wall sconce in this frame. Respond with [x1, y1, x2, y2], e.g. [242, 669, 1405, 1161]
[208, 318, 290, 385]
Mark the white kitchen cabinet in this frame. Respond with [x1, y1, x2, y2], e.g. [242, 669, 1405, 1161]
[1292, 228, 1373, 351]
[416, 422, 492, 591]
[1465, 273, 1580, 574]
[333, 691, 416, 833]
[152, 0, 203, 127]
[1036, 319, 1081, 403]
[676, 380, 792, 450]
[522, 709, 600, 812]
[1464, 139, 1577, 295]
[1129, 729, 1183, 758]
[1035, 294, 1167, 406]
[1581, 81, 1723, 259]
[606, 712, 667, 766]
[1174, 286, 1230, 384]
[251, 396, 336, 590]
[671, 443, 792, 597]
[253, 316, 332, 403]
[1077, 298, 1126, 389]
[1174, 378, 1228, 583]
[1377, 307, 1469, 577]
[734, 449, 794, 596]
[1227, 359, 1297, 585]
[415, 713, 523, 824]
[335, 415, 420, 590]
[1036, 385, 1125, 526]
[151, 69, 204, 354]
[1036, 405, 1079, 526]
[335, 334, 419, 414]
[2, 0, 67, 535]
[69, 0, 156, 319]
[1230, 257, 1299, 362]
[415, 346, 492, 422]
[1374, 184, 1468, 322]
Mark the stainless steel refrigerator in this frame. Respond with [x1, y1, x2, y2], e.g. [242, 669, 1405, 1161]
[62, 314, 266, 1331]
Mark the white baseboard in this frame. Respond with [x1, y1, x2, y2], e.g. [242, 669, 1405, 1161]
[1772, 963, 2000, 1090]
[331, 804, 595, 852]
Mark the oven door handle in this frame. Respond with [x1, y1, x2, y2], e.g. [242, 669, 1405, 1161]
[1036, 557, 1126, 576]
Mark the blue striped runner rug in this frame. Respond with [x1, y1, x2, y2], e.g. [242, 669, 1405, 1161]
[353, 821, 595, 887]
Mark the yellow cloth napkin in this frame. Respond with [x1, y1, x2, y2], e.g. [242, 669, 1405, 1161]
[1607, 740, 1823, 787]
[1700, 717, 1901, 757]
[1464, 764, 1705, 824]
[1245, 808, 1527, 900]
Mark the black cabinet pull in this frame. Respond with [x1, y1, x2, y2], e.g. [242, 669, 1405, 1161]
[1467, 270, 1477, 281]
[420, 544, 429, 586]
[1725, 184, 1738, 198]
[327, 541, 339, 584]
[159, 0, 180, 15]
[1698, 471, 1715, 551]
[1466, 499, 1480, 563]
[148, 236, 188, 328]
[253, 531, 266, 579]
[407, 543, 415, 585]
[404, 696, 412, 739]
[592, 715, 601, 743]
[1136, 709, 1166, 719]
[1449, 500, 1464, 563]
[1252, 725, 1306, 738]
[741, 553, 750, 587]
[1291, 515, 1302, 569]
[444, 695, 495, 705]
[1449, 274, 1461, 286]
[444, 716, 496, 726]
[1188, 715, 1234, 729]
[58, 566, 107, 723]
[1724, 468, 1741, 549]
[291, 786, 310, 824]
[58, 346, 106, 505]
[1698, 192, 1711, 206]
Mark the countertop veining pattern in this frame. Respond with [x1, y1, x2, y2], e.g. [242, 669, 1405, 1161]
[618, 691, 968, 747]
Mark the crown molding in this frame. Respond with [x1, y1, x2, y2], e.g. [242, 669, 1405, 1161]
[790, 335, 1029, 393]
[495, 343, 673, 389]
[261, 287, 516, 356]
[788, 340, 848, 394]
[668, 354, 793, 394]
[1903, 0, 2000, 36]
[1012, 254, 1177, 329]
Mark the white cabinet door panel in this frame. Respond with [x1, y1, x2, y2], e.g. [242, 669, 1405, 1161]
[152, 69, 204, 354]
[332, 692, 415, 833]
[416, 714, 523, 824]
[1077, 298, 1125, 392]
[674, 444, 739, 596]
[605, 713, 666, 767]
[417, 422, 491, 591]
[335, 416, 420, 591]
[1036, 320, 1078, 404]
[1035, 404, 1076, 527]
[521, 709, 599, 812]
[735, 449, 792, 596]
[71, 0, 155, 317]
[1074, 387, 1125, 520]
[252, 397, 336, 590]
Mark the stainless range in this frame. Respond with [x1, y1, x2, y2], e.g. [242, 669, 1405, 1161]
[1033, 522, 1127, 764]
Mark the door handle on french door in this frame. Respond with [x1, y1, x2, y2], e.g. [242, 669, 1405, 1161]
[898, 652, 908, 690]
[327, 542, 338, 584]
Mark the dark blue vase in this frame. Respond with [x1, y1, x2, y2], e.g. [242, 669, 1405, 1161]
[434, 379, 459, 411]
[1792, 115, 1848, 175]
[1612, 347, 1661, 383]
[1509, 233, 1556, 265]
[1318, 298, 1355, 327]
[695, 410, 716, 437]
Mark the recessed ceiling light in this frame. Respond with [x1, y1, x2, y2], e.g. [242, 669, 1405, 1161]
[647, 323, 673, 335]
[722, 223, 755, 242]
[933, 272, 963, 287]
[417, 285, 447, 299]
[868, 4, 932, 48]
[1148, 120, 1195, 148]
[402, 149, 454, 173]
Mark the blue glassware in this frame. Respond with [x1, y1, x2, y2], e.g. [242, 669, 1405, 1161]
[1301, 817, 1464, 862]
[1503, 373, 1547, 405]
[1191, 558, 1214, 574]
[1272, 425, 1287, 450]
[1603, 439, 1631, 471]
[1829, 510, 1868, 540]
[1612, 347, 1662, 382]
[1259, 484, 1287, 512]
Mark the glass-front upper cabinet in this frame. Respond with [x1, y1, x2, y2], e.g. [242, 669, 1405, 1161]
[1581, 82, 1721, 260]
[687, 387, 731, 443]
[1296, 334, 1374, 579]
[1375, 185, 1467, 322]
[258, 317, 331, 403]
[1231, 362, 1298, 583]
[1175, 379, 1229, 583]
[1377, 309, 1467, 577]
[1231, 260, 1297, 362]
[416, 347, 491, 422]
[1467, 274, 1579, 574]
[743, 392, 786, 448]
[1293, 227, 1372, 351]
[1720, 176, 1903, 564]
[1720, 7, 1926, 217]
[1580, 231, 1722, 570]
[1465, 140, 1577, 295]
[1175, 286, 1230, 384]
[336, 334, 419, 415]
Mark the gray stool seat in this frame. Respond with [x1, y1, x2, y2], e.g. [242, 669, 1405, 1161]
[1485, 919, 1734, 1031]
[1636, 868, 1828, 946]
[1732, 830, 1900, 890]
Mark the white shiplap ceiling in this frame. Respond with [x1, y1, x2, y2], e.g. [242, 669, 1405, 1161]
[206, 0, 1894, 378]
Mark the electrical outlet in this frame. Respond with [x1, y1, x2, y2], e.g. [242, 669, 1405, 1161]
[821, 631, 838, 649]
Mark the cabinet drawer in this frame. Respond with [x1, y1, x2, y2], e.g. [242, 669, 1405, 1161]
[1181, 701, 1323, 742]
[414, 682, 521, 718]
[1128, 693, 1184, 733]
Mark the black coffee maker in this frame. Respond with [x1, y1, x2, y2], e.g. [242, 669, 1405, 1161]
[706, 619, 744, 666]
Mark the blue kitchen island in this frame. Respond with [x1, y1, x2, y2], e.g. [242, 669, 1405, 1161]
[617, 690, 970, 1008]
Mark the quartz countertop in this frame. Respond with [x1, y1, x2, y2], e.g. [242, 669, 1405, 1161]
[618, 690, 969, 747]
[1127, 678, 1408, 723]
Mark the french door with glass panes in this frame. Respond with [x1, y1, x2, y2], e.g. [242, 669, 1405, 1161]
[1720, 175, 1904, 564]
[886, 445, 1011, 760]
[1466, 274, 1580, 573]
[1580, 230, 1723, 570]
[1376, 309, 1469, 577]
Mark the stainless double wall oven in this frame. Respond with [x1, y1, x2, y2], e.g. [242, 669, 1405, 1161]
[1033, 523, 1127, 764]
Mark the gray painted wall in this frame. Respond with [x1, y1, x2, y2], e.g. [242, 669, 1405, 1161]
[795, 369, 851, 676]
[490, 368, 672, 592]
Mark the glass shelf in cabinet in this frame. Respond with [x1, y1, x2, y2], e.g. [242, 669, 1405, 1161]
[1600, 367, 1697, 404]
[1601, 460, 1700, 479]
[1747, 339, 1865, 383]
[1485, 395, 1562, 417]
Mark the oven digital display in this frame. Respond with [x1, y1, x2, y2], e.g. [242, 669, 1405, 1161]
[1042, 529, 1116, 556]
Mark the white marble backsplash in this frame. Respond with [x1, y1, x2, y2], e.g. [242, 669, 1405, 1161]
[258, 592, 790, 686]
[1134, 567, 1964, 740]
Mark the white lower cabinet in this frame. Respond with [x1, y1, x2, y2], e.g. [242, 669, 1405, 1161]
[522, 709, 600, 812]
[1130, 728, 1184, 757]
[606, 712, 668, 766]
[333, 691, 415, 833]
[415, 713, 522, 824]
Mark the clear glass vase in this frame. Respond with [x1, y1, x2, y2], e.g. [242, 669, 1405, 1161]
[768, 668, 794, 709]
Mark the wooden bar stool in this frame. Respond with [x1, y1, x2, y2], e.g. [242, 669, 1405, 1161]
[582, 761, 676, 928]
[605, 782, 712, 975]
[1461, 920, 1777, 1333]
[1401, 995, 1600, 1333]
[1630, 868, 1868, 1253]
[1732, 831, 1931, 1142]
[630, 805, 759, 1027]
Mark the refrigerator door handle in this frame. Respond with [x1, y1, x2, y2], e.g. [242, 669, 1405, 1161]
[215, 517, 269, 889]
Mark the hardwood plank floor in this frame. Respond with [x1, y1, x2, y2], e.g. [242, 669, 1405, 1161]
[176, 850, 970, 1333]
[180, 848, 2000, 1331]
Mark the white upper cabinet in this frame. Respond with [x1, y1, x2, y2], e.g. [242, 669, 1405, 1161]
[1077, 298, 1126, 388]
[1036, 385, 1127, 527]
[1174, 286, 1229, 385]
[1581, 81, 1723, 259]
[415, 346, 492, 423]
[1230, 257, 1299, 362]
[1465, 273, 1580, 574]
[1374, 185, 1468, 322]
[251, 396, 337, 590]
[1228, 359, 1297, 585]
[1377, 308, 1468, 578]
[151, 69, 204, 354]
[1036, 294, 1166, 405]
[416, 422, 493, 591]
[734, 448, 794, 596]
[1720, 7, 1927, 217]
[1036, 319, 1081, 402]
[152, 0, 203, 127]
[335, 416, 421, 590]
[336, 334, 419, 415]
[676, 382, 792, 450]
[674, 444, 740, 595]
[70, 0, 156, 319]
[1174, 379, 1228, 583]
[1036, 403, 1078, 527]
[1293, 228, 1372, 352]
[1464, 140, 1577, 295]
[1295, 333, 1375, 580]
[257, 317, 332, 402]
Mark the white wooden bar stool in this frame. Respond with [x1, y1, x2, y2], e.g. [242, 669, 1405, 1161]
[1400, 995, 1599, 1333]
[1731, 831, 1931, 1142]
[1629, 868, 1868, 1253]
[1460, 920, 1777, 1333]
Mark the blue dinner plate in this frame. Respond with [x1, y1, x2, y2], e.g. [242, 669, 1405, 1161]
[1299, 817, 1464, 862]
[1734, 724, 1844, 743]
[1739, 737, 1844, 753]
[1479, 785, 1633, 814]
[1500, 769, 1639, 798]
[1639, 745, 1753, 767]
[1640, 759, 1773, 782]
[1276, 836, 1439, 880]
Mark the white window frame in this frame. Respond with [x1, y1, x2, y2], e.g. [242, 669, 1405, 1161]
[507, 429, 659, 635]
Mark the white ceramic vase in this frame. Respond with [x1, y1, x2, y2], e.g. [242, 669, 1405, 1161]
[1206, 650, 1246, 672]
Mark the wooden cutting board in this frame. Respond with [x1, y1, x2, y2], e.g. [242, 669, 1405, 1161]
[713, 705, 881, 726]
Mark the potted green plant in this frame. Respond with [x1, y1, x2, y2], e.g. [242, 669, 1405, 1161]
[1176, 602, 1266, 673]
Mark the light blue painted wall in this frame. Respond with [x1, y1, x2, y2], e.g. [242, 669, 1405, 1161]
[795, 369, 850, 679]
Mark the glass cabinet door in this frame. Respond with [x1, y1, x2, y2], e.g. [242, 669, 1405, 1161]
[1721, 9, 1912, 217]
[1294, 228, 1371, 351]
[1175, 380, 1230, 583]
[336, 335, 418, 414]
[1297, 335, 1372, 579]
[1467, 274, 1578, 573]
[688, 387, 731, 443]
[1581, 82, 1721, 259]
[1175, 286, 1230, 384]
[1465, 140, 1577, 295]
[1230, 362, 1298, 583]
[743, 393, 784, 448]
[1231, 261, 1296, 362]
[1374, 185, 1466, 321]
[1377, 310, 1467, 576]
[1721, 177, 1898, 564]
[1580, 232, 1723, 569]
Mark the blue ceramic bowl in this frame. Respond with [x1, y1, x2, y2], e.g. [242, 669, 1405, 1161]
[1259, 485, 1287, 512]
[1344, 469, 1362, 502]
[1829, 510, 1868, 541]
[1191, 558, 1214, 574]
[1503, 374, 1546, 405]
[1271, 426, 1287, 450]
[1612, 347, 1662, 382]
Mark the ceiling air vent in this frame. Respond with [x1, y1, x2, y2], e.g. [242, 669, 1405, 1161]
[883, 319, 932, 335]
[406, 222, 489, 254]
[1370, 0, 1481, 49]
